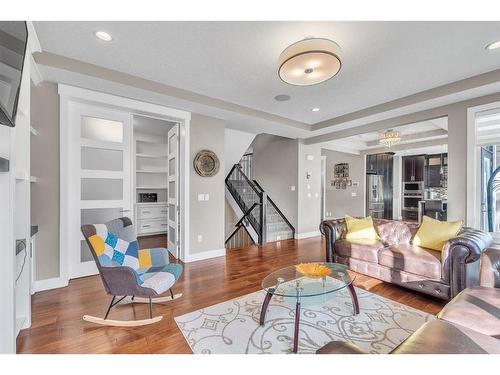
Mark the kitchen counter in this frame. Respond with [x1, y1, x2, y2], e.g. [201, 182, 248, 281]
[418, 200, 447, 222]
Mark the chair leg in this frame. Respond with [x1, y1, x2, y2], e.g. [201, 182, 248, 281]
[169, 288, 174, 300]
[149, 297, 153, 319]
[104, 296, 116, 320]
[104, 295, 127, 319]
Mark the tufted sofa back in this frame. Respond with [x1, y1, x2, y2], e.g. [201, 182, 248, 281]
[329, 217, 419, 246]
[375, 219, 419, 246]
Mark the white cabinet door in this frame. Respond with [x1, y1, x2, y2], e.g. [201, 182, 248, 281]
[167, 124, 179, 258]
[68, 103, 132, 279]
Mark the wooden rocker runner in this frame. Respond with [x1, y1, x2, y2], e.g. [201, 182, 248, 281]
[81, 217, 183, 327]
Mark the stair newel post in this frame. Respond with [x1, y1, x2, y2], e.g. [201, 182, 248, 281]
[260, 192, 267, 245]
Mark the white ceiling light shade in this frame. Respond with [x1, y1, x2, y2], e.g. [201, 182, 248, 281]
[485, 40, 500, 50]
[379, 129, 402, 147]
[95, 31, 113, 42]
[278, 38, 342, 86]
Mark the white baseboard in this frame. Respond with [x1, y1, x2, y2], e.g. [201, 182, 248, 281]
[33, 276, 68, 293]
[183, 248, 226, 263]
[295, 231, 322, 240]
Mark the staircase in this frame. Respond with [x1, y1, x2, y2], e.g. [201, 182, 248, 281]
[225, 164, 295, 248]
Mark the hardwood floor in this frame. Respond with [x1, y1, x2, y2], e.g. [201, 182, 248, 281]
[17, 236, 445, 354]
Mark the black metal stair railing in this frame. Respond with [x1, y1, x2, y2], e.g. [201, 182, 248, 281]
[225, 164, 266, 245]
[225, 164, 296, 246]
[252, 180, 295, 239]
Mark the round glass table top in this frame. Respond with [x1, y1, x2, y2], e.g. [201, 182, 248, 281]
[261, 263, 354, 298]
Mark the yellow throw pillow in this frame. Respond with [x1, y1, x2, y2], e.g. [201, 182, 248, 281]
[413, 216, 463, 251]
[344, 215, 379, 241]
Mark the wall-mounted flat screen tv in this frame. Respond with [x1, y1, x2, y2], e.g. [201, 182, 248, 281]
[0, 21, 28, 127]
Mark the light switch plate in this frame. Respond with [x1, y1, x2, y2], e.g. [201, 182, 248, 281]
[204, 194, 210, 201]
[291, 185, 296, 191]
[197, 234, 203, 243]
[351, 192, 357, 197]
[307, 192, 312, 198]
[198, 194, 205, 201]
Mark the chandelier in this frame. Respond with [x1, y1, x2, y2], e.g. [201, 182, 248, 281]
[379, 129, 401, 147]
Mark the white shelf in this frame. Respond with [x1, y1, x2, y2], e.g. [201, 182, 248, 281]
[135, 133, 168, 145]
[135, 201, 168, 206]
[136, 186, 168, 189]
[136, 169, 168, 174]
[136, 153, 167, 159]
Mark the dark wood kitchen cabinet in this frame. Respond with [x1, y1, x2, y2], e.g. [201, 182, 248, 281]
[403, 155, 425, 182]
[425, 153, 448, 188]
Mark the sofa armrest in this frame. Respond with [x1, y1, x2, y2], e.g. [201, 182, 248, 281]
[320, 220, 341, 263]
[442, 227, 492, 297]
[480, 248, 500, 288]
[316, 341, 366, 354]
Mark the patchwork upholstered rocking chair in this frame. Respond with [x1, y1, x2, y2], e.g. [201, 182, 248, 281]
[81, 217, 183, 327]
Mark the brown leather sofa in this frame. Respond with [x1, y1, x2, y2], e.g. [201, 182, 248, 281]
[317, 247, 500, 354]
[320, 218, 492, 300]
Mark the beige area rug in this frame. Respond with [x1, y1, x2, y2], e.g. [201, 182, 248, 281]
[174, 285, 434, 354]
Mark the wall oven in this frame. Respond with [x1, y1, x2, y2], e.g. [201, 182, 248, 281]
[403, 181, 424, 196]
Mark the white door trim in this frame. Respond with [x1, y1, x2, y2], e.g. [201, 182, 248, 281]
[466, 100, 500, 228]
[59, 84, 191, 284]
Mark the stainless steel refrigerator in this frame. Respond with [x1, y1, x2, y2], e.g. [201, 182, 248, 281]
[366, 175, 384, 218]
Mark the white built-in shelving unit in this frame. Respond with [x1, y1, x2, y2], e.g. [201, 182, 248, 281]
[133, 116, 175, 236]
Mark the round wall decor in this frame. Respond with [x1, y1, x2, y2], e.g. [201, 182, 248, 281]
[193, 149, 220, 177]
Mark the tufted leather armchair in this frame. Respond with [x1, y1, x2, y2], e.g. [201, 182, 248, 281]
[320, 218, 492, 300]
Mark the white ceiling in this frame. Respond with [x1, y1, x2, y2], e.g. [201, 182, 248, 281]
[33, 21, 500, 125]
[322, 117, 448, 153]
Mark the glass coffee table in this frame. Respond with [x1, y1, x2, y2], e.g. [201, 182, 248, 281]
[260, 263, 359, 353]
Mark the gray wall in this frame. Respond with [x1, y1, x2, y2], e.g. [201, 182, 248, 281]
[251, 134, 299, 230]
[189, 114, 225, 254]
[321, 148, 365, 218]
[297, 143, 322, 234]
[31, 82, 60, 280]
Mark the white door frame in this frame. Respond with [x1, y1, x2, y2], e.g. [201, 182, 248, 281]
[167, 123, 180, 258]
[59, 84, 190, 284]
[466, 100, 500, 230]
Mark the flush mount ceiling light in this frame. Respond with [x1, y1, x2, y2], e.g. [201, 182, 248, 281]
[94, 31, 113, 42]
[379, 129, 401, 148]
[278, 38, 342, 86]
[485, 40, 500, 50]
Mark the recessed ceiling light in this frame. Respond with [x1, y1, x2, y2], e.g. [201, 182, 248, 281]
[485, 40, 500, 50]
[274, 94, 291, 102]
[95, 31, 113, 42]
[312, 107, 320, 112]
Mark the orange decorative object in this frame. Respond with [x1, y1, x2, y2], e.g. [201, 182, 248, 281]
[295, 263, 331, 278]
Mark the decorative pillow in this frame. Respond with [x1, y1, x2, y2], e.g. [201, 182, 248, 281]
[413, 216, 463, 251]
[344, 215, 379, 241]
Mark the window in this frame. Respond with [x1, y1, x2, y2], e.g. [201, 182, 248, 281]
[469, 103, 500, 242]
